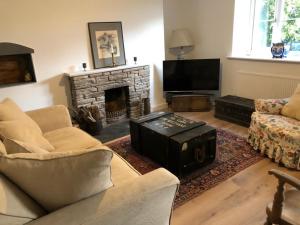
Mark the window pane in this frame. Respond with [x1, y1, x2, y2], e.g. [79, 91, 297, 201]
[256, 0, 276, 21]
[253, 21, 274, 49]
[232, 0, 300, 57]
[281, 0, 300, 53]
[253, 0, 276, 51]
[283, 0, 300, 20]
[281, 18, 300, 57]
[281, 18, 300, 43]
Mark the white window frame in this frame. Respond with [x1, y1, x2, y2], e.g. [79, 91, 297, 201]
[232, 0, 300, 59]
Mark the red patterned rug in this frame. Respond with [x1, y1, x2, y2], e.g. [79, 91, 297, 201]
[107, 129, 263, 208]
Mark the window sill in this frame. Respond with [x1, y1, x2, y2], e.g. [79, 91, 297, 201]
[227, 55, 300, 64]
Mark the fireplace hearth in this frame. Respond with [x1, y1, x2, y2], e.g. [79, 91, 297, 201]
[67, 65, 150, 127]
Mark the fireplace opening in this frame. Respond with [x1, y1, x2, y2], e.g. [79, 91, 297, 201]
[105, 87, 129, 124]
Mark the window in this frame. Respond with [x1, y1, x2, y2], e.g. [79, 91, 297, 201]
[232, 0, 300, 58]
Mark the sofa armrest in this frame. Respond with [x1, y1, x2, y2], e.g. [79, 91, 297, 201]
[26, 168, 179, 225]
[255, 98, 289, 114]
[26, 105, 72, 133]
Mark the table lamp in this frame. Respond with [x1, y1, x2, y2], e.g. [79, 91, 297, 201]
[169, 28, 194, 60]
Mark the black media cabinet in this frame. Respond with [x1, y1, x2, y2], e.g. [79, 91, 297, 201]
[214, 95, 255, 127]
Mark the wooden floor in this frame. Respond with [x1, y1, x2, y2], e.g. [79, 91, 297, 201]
[171, 110, 300, 225]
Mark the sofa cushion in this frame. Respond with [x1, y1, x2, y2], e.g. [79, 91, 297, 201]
[45, 128, 140, 186]
[0, 148, 113, 212]
[110, 153, 140, 186]
[3, 138, 49, 154]
[0, 141, 6, 155]
[50, 141, 140, 187]
[0, 120, 54, 151]
[26, 105, 73, 133]
[44, 127, 101, 152]
[0, 174, 46, 225]
[282, 84, 300, 120]
[0, 98, 42, 133]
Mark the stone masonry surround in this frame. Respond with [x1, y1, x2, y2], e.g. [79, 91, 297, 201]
[67, 65, 150, 126]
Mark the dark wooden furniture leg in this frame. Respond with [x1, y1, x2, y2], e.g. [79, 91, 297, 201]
[266, 169, 300, 225]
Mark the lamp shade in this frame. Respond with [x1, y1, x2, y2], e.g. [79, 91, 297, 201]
[169, 29, 194, 49]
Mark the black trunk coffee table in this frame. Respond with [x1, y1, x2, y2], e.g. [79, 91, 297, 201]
[130, 112, 216, 176]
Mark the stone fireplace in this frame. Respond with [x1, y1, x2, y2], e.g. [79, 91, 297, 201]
[67, 65, 150, 127]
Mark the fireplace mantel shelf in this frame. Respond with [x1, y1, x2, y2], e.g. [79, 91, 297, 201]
[66, 64, 150, 77]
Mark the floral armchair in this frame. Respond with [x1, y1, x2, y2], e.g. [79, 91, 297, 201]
[248, 98, 300, 170]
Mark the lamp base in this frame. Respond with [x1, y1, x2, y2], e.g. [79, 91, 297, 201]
[176, 54, 184, 60]
[170, 46, 193, 60]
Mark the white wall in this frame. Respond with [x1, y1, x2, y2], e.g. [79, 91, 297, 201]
[163, 0, 196, 60]
[0, 0, 166, 111]
[164, 0, 300, 99]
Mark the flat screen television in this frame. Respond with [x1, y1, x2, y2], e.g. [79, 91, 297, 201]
[163, 59, 220, 92]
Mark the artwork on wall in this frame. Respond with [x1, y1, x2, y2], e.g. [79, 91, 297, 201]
[88, 22, 126, 69]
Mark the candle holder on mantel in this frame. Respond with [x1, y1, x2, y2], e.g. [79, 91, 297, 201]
[111, 53, 116, 67]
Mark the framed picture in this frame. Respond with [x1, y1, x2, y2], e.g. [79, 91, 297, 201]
[88, 22, 126, 69]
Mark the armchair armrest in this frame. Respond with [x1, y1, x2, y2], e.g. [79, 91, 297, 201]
[26, 168, 180, 225]
[267, 169, 300, 223]
[255, 98, 289, 114]
[26, 105, 72, 133]
[269, 169, 300, 189]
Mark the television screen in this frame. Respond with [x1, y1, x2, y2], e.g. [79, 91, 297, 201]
[163, 59, 220, 92]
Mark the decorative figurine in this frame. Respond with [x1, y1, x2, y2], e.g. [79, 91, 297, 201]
[271, 43, 284, 58]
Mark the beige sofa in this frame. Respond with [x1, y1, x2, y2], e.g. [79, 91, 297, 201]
[0, 105, 179, 225]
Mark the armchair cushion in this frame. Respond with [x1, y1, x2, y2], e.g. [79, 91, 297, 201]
[0, 148, 113, 212]
[248, 112, 300, 169]
[282, 84, 300, 121]
[3, 138, 49, 154]
[255, 98, 289, 114]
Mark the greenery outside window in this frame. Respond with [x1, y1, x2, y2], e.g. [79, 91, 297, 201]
[232, 0, 300, 59]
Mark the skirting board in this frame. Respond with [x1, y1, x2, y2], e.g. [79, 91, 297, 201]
[151, 102, 168, 112]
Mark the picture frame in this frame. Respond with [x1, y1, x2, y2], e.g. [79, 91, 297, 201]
[88, 22, 126, 69]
